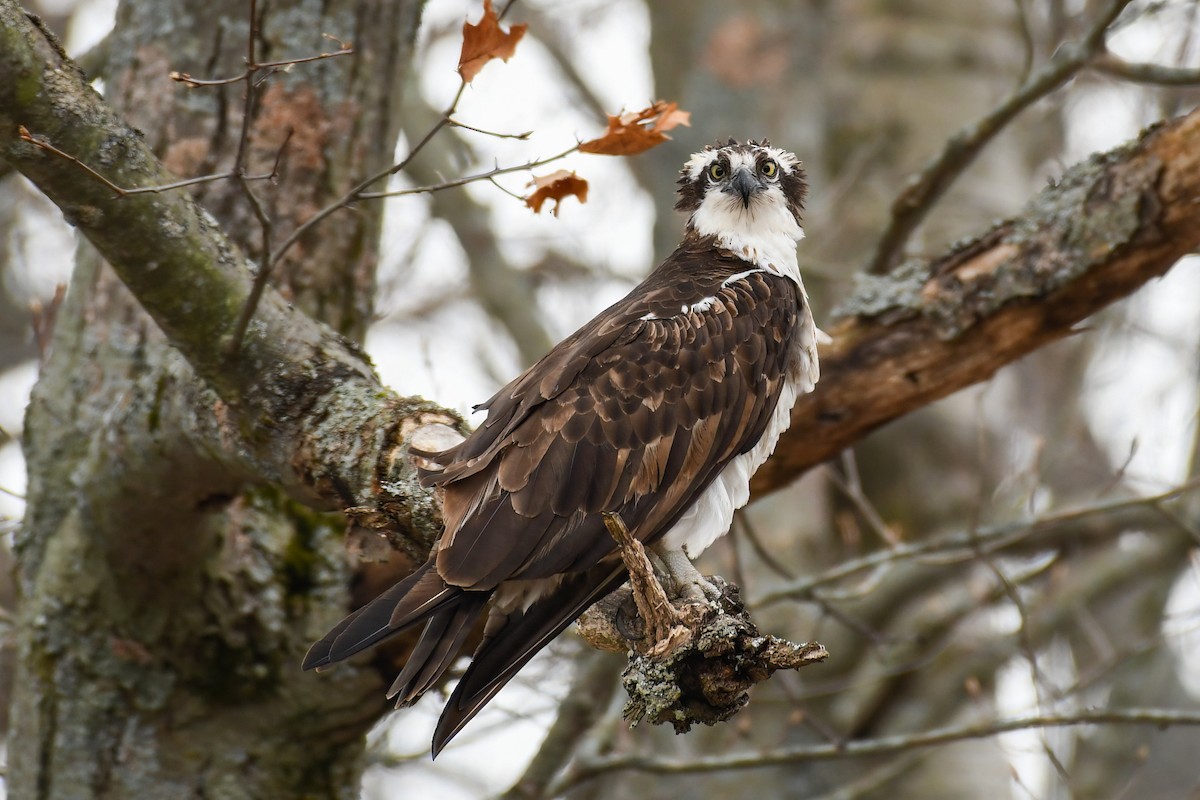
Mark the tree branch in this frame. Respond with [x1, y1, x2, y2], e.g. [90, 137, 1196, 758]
[555, 708, 1200, 789]
[753, 107, 1200, 497]
[865, 0, 1133, 274]
[0, 2, 456, 543]
[754, 478, 1200, 608]
[1093, 52, 1200, 86]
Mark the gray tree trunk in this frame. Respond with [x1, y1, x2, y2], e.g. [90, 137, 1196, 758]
[10, 1, 425, 796]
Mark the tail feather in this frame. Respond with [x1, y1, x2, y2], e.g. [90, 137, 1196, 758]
[431, 565, 626, 757]
[305, 555, 633, 758]
[388, 595, 489, 706]
[303, 560, 460, 670]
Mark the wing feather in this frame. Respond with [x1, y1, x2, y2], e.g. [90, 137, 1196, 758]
[430, 270, 798, 589]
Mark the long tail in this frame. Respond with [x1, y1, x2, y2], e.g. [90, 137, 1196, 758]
[303, 560, 473, 672]
[387, 594, 489, 705]
[305, 560, 630, 757]
[431, 565, 627, 757]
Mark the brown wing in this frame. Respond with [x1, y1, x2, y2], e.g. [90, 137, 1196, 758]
[422, 252, 802, 591]
[307, 238, 808, 755]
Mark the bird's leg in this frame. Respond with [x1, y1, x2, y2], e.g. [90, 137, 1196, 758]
[603, 513, 694, 656]
[649, 545, 722, 604]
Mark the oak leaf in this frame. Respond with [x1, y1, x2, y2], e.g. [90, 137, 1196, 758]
[525, 170, 589, 216]
[459, 0, 528, 83]
[579, 101, 691, 156]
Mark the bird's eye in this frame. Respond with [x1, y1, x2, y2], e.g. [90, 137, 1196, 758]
[760, 160, 778, 178]
[708, 163, 726, 181]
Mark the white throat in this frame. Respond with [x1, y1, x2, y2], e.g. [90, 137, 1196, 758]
[689, 193, 804, 285]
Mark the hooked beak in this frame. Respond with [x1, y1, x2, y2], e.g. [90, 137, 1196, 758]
[724, 167, 759, 208]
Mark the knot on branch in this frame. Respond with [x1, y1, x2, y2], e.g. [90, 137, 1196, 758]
[343, 419, 465, 564]
[583, 580, 827, 732]
[577, 512, 828, 734]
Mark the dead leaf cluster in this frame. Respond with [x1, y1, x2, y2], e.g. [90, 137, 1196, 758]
[580, 100, 692, 156]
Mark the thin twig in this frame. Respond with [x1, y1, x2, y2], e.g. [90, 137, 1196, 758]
[268, 126, 293, 179]
[257, 44, 354, 70]
[1093, 52, 1200, 86]
[734, 511, 796, 581]
[555, 708, 1200, 788]
[808, 591, 892, 647]
[358, 145, 581, 200]
[266, 79, 468, 273]
[228, 95, 296, 356]
[1012, 0, 1036, 85]
[225, 0, 271, 355]
[865, 0, 1134, 274]
[755, 477, 1200, 607]
[487, 176, 526, 201]
[171, 37, 352, 85]
[225, 9, 335, 354]
[18, 126, 279, 195]
[231, 0, 260, 180]
[963, 506, 1051, 694]
[827, 454, 900, 547]
[171, 71, 251, 88]
[449, 117, 532, 140]
[18, 125, 122, 194]
[229, 182, 274, 354]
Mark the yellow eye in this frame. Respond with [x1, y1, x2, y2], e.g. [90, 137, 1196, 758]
[760, 160, 778, 178]
[708, 162, 726, 181]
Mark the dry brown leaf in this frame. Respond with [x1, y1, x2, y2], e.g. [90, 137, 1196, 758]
[458, 0, 528, 83]
[525, 170, 589, 216]
[579, 101, 692, 156]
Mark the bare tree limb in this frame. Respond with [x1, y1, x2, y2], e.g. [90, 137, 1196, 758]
[1094, 52, 1200, 86]
[555, 708, 1200, 789]
[865, 0, 1133, 274]
[753, 106, 1200, 496]
[754, 478, 1200, 607]
[0, 1, 456, 547]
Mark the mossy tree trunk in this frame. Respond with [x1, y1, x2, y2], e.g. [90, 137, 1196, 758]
[9, 1, 425, 796]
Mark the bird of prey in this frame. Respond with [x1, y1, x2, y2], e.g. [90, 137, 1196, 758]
[304, 139, 821, 756]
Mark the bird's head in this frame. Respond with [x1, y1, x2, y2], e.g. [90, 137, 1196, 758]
[675, 139, 807, 243]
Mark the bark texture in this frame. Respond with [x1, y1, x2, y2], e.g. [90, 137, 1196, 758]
[3, 1, 441, 797]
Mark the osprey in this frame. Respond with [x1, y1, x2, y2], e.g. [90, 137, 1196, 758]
[304, 139, 820, 755]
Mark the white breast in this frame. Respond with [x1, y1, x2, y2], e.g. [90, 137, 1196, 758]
[659, 286, 820, 558]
